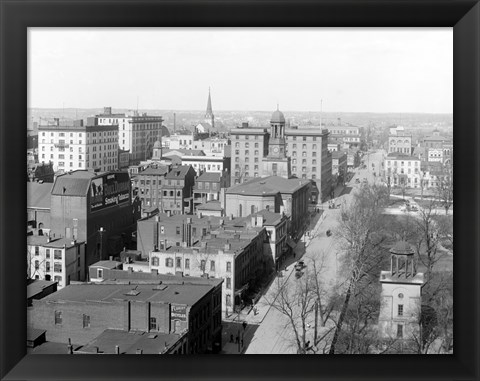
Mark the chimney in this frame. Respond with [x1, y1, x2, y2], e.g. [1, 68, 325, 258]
[218, 249, 224, 255]
[67, 345, 73, 354]
[151, 269, 158, 275]
[224, 242, 231, 251]
[153, 216, 159, 251]
[115, 345, 120, 354]
[109, 256, 113, 261]
[200, 241, 207, 248]
[251, 215, 257, 227]
[242, 122, 249, 128]
[54, 118, 60, 126]
[136, 349, 143, 355]
[220, 219, 224, 226]
[128, 267, 133, 273]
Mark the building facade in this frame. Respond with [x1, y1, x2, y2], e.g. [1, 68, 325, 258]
[28, 280, 223, 353]
[49, 170, 138, 272]
[378, 241, 424, 342]
[384, 153, 421, 188]
[96, 107, 164, 164]
[27, 236, 86, 289]
[38, 118, 119, 173]
[192, 171, 230, 212]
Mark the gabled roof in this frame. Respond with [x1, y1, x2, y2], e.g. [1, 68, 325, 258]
[51, 170, 97, 196]
[27, 182, 53, 209]
[139, 166, 169, 176]
[165, 165, 193, 179]
[196, 172, 221, 182]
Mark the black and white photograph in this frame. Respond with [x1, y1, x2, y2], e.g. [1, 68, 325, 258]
[25, 28, 454, 355]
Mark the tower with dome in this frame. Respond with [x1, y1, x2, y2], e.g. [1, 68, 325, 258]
[262, 107, 291, 178]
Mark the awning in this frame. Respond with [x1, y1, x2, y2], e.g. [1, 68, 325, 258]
[286, 237, 297, 249]
[234, 283, 249, 296]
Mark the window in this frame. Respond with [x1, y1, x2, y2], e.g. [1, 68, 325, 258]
[54, 311, 62, 325]
[54, 262, 62, 272]
[226, 261, 231, 272]
[302, 144, 307, 149]
[397, 324, 403, 338]
[312, 152, 317, 157]
[83, 314, 90, 328]
[45, 261, 50, 272]
[34, 260, 39, 270]
[54, 250, 62, 260]
[293, 144, 297, 149]
[200, 260, 206, 271]
[292, 151, 297, 157]
[398, 304, 404, 316]
[226, 294, 232, 306]
[176, 226, 181, 235]
[210, 260, 215, 272]
[226, 277, 231, 289]
[185, 259, 190, 269]
[150, 317, 157, 330]
[166, 258, 174, 267]
[97, 269, 103, 278]
[176, 257, 182, 268]
[151, 257, 159, 266]
[34, 246, 39, 256]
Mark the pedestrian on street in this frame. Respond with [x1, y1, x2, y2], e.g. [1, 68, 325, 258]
[230, 334, 234, 343]
[242, 321, 247, 330]
[241, 338, 244, 347]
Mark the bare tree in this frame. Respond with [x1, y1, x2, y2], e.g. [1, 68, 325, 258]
[328, 184, 389, 354]
[436, 165, 453, 215]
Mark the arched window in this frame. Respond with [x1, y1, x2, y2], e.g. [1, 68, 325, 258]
[239, 204, 242, 217]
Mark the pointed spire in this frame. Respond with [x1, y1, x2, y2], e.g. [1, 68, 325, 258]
[206, 87, 213, 116]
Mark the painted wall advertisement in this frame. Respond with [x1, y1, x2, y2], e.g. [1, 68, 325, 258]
[90, 172, 130, 212]
[171, 305, 187, 321]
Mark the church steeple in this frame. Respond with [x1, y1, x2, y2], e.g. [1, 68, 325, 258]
[205, 87, 215, 128]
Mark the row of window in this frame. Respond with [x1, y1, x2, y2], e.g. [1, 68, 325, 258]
[34, 247, 62, 259]
[54, 311, 90, 328]
[151, 256, 232, 273]
[33, 261, 63, 272]
[386, 160, 419, 166]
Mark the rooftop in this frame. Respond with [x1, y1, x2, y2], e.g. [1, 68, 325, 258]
[27, 236, 84, 249]
[138, 166, 170, 176]
[196, 172, 221, 182]
[386, 153, 419, 161]
[197, 201, 223, 211]
[90, 260, 123, 270]
[27, 182, 52, 209]
[51, 170, 98, 196]
[78, 329, 183, 354]
[27, 280, 57, 299]
[165, 166, 192, 179]
[226, 176, 310, 196]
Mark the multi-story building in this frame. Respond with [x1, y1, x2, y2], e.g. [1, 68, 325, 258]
[225, 176, 311, 239]
[38, 118, 119, 173]
[149, 221, 268, 315]
[388, 133, 413, 155]
[27, 236, 86, 289]
[192, 137, 229, 156]
[180, 154, 230, 175]
[49, 170, 139, 272]
[28, 279, 223, 353]
[230, 110, 332, 203]
[230, 124, 269, 185]
[96, 107, 164, 164]
[331, 151, 347, 176]
[131, 164, 171, 209]
[161, 165, 196, 215]
[192, 171, 230, 212]
[162, 131, 194, 150]
[327, 124, 362, 148]
[285, 127, 331, 202]
[384, 153, 421, 188]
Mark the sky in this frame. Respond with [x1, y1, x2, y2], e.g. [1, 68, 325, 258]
[28, 28, 453, 114]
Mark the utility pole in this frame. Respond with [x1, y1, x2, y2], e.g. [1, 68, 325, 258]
[99, 227, 105, 261]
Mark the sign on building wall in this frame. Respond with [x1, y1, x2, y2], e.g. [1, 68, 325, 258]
[171, 305, 187, 321]
[90, 172, 130, 212]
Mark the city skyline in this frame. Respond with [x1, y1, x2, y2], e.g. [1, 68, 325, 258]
[28, 28, 452, 114]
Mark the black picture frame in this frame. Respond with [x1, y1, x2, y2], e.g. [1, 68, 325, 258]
[1, 1, 478, 380]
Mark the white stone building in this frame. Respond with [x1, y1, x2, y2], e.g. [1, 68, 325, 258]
[27, 235, 86, 289]
[38, 118, 119, 173]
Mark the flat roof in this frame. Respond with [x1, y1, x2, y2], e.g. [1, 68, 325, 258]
[226, 176, 310, 196]
[41, 282, 217, 306]
[27, 280, 56, 299]
[78, 329, 182, 354]
[90, 260, 123, 269]
[196, 172, 221, 182]
[196, 201, 223, 211]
